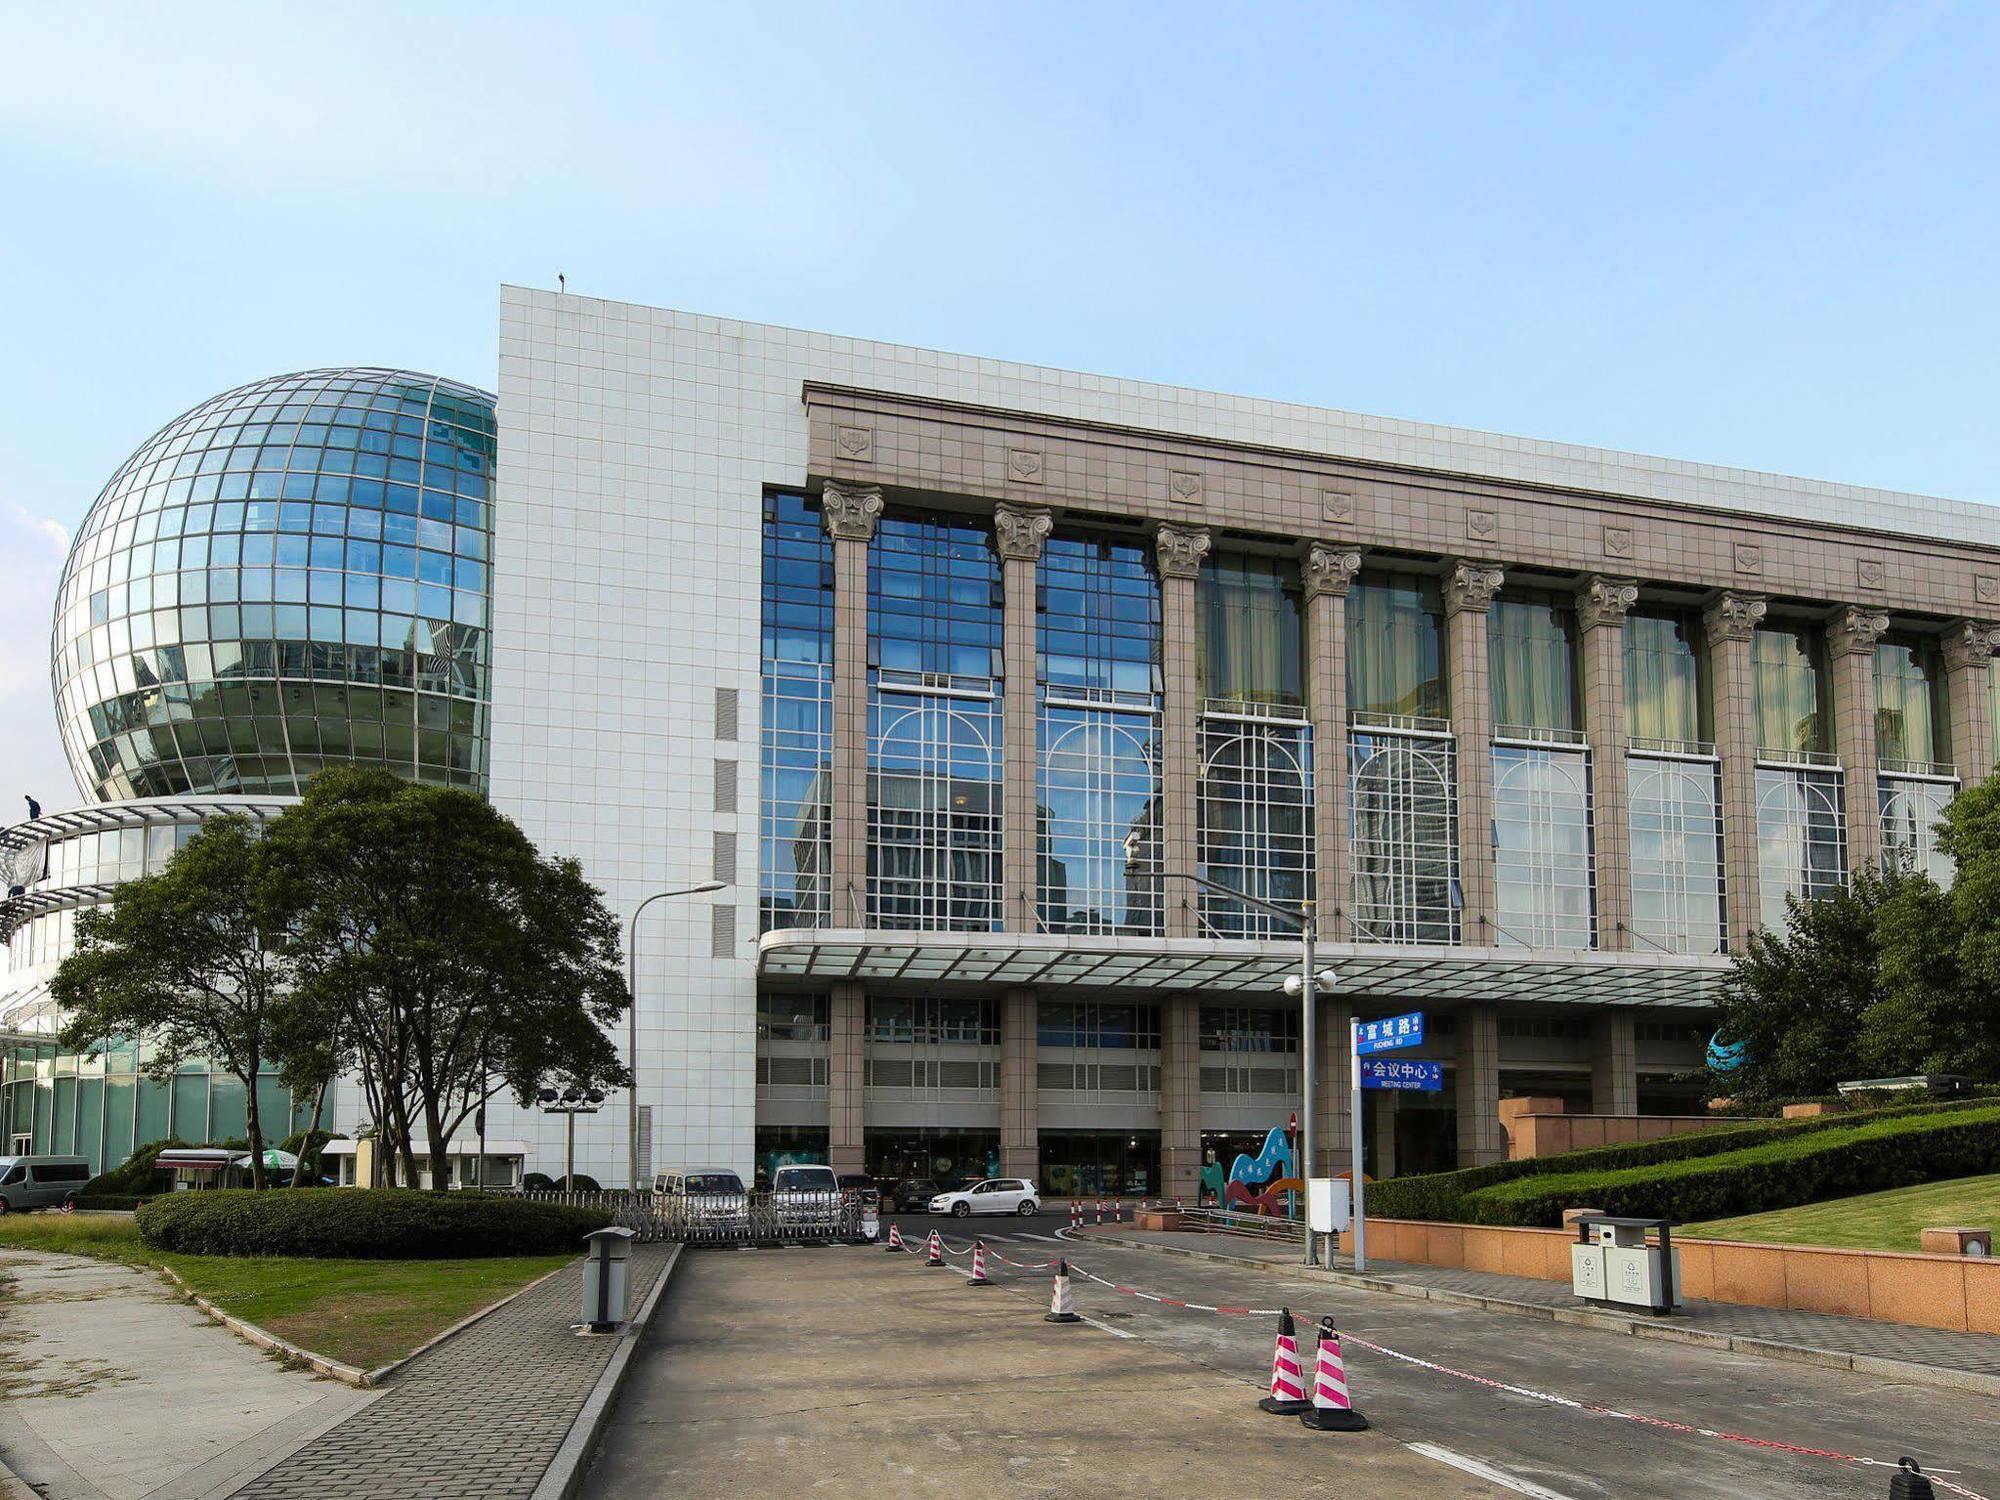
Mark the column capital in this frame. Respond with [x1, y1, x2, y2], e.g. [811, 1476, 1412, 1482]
[821, 480, 884, 542]
[1701, 590, 1767, 643]
[1827, 603, 1891, 658]
[1154, 522, 1212, 580]
[1301, 543, 1362, 601]
[993, 502, 1054, 562]
[1442, 559, 1505, 616]
[1942, 619, 2000, 671]
[1576, 576, 1640, 633]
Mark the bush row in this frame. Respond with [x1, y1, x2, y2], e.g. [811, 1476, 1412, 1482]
[1365, 1096, 1993, 1223]
[1449, 1104, 2000, 1227]
[136, 1188, 612, 1258]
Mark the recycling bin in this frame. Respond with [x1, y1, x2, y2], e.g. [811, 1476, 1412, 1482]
[581, 1225, 637, 1330]
[1570, 1215, 1680, 1315]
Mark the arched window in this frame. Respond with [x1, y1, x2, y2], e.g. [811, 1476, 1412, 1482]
[1198, 719, 1312, 938]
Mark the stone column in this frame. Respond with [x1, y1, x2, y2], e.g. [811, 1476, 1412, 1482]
[1156, 524, 1212, 938]
[1310, 1000, 1354, 1175]
[1828, 605, 1891, 878]
[1943, 621, 2000, 786]
[1158, 992, 1202, 1199]
[1454, 1004, 1505, 1167]
[1589, 1009, 1638, 1116]
[1577, 579, 1638, 950]
[823, 482, 883, 928]
[999, 986, 1039, 1180]
[996, 505, 1053, 932]
[1703, 592, 1766, 952]
[1304, 546, 1363, 940]
[1443, 561, 1505, 945]
[828, 980, 866, 1175]
[1370, 1089, 1399, 1180]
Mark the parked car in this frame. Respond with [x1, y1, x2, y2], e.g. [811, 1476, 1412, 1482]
[771, 1162, 845, 1233]
[0, 1155, 90, 1213]
[655, 1168, 750, 1235]
[837, 1173, 881, 1207]
[929, 1177, 1040, 1218]
[892, 1177, 941, 1213]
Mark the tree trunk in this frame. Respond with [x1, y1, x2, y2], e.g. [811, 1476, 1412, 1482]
[424, 1094, 452, 1194]
[293, 1071, 333, 1188]
[243, 1064, 267, 1191]
[391, 1089, 422, 1190]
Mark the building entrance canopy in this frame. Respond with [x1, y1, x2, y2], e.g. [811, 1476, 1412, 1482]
[756, 930, 1728, 1009]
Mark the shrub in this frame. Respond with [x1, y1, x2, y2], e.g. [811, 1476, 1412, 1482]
[1367, 1096, 1996, 1223]
[277, 1128, 336, 1180]
[523, 1171, 556, 1191]
[83, 1138, 189, 1200]
[136, 1188, 612, 1258]
[1453, 1104, 2000, 1227]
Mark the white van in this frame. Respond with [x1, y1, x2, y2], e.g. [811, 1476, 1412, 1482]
[0, 1155, 91, 1213]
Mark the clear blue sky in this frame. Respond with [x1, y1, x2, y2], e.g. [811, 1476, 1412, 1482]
[3, 2, 1996, 803]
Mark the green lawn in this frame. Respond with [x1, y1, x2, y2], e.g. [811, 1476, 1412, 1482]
[0, 1212, 570, 1370]
[1683, 1173, 2000, 1251]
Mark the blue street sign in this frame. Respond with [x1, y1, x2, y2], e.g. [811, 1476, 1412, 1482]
[1355, 1011, 1425, 1055]
[1359, 1059, 1444, 1092]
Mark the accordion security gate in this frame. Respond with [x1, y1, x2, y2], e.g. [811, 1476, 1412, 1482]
[523, 1189, 866, 1245]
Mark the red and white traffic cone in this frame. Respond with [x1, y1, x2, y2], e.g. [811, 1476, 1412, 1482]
[1044, 1259, 1081, 1323]
[1094, 1198, 1104, 1226]
[1299, 1317, 1369, 1431]
[885, 1222, 905, 1253]
[1257, 1307, 1311, 1415]
[1069, 1202, 1081, 1230]
[966, 1240, 992, 1286]
[925, 1229, 945, 1267]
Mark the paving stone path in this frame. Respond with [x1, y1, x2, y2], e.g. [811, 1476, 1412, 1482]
[1091, 1228, 2000, 1378]
[234, 1245, 672, 1500]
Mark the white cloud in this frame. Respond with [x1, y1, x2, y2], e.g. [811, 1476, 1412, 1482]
[0, 498, 79, 813]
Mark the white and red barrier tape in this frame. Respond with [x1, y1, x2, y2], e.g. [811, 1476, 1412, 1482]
[887, 1238, 1989, 1500]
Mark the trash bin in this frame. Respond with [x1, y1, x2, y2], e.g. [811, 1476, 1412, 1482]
[1570, 1215, 1680, 1315]
[581, 1225, 637, 1331]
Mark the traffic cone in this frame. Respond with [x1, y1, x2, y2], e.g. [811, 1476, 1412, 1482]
[1299, 1317, 1369, 1431]
[1044, 1259, 1082, 1323]
[966, 1240, 992, 1286]
[1890, 1458, 1937, 1499]
[1256, 1308, 1311, 1415]
[925, 1229, 945, 1267]
[1069, 1202, 1081, 1230]
[885, 1222, 905, 1253]
[1095, 1198, 1104, 1226]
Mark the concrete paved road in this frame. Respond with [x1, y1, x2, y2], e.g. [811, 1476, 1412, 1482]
[590, 1228, 1999, 1500]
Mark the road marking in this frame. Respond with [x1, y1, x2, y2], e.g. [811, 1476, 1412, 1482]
[1078, 1315, 1136, 1340]
[1406, 1443, 1582, 1500]
[1018, 1232, 1064, 1243]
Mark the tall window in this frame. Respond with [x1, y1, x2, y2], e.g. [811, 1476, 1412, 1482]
[1625, 610, 1708, 747]
[1348, 573, 1445, 722]
[1754, 625, 1831, 755]
[1628, 757, 1724, 954]
[1348, 731, 1458, 943]
[759, 493, 832, 930]
[1874, 637, 1945, 768]
[1756, 766, 1846, 928]
[868, 511, 1002, 929]
[1493, 746, 1596, 948]
[1197, 554, 1311, 936]
[1489, 593, 1579, 734]
[1038, 534, 1163, 934]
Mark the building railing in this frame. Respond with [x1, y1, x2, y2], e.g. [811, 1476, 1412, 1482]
[1492, 723, 1588, 749]
[1756, 747, 1841, 769]
[1348, 709, 1453, 739]
[1629, 735, 1717, 760]
[1202, 697, 1309, 724]
[1879, 758, 1959, 782]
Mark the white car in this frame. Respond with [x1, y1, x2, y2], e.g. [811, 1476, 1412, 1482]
[929, 1177, 1040, 1217]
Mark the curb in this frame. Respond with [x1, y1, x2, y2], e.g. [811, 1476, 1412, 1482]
[528, 1242, 683, 1500]
[363, 1258, 574, 1385]
[0, 1451, 32, 1500]
[1085, 1231, 2000, 1398]
[156, 1264, 370, 1386]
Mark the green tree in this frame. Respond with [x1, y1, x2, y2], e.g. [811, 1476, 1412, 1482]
[265, 768, 631, 1191]
[50, 817, 294, 1189]
[1711, 869, 1909, 1101]
[1867, 776, 2000, 1078]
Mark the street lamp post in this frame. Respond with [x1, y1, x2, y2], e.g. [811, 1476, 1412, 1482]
[1169, 871, 1333, 1267]
[626, 881, 727, 1190]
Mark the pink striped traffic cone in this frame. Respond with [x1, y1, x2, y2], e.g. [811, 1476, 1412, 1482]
[966, 1240, 992, 1286]
[1299, 1317, 1369, 1431]
[885, 1222, 905, 1253]
[1094, 1198, 1103, 1225]
[1257, 1308, 1311, 1415]
[1069, 1202, 1081, 1229]
[1044, 1259, 1081, 1323]
[925, 1229, 945, 1267]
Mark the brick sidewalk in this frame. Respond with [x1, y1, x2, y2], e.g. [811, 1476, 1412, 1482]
[1087, 1228, 2000, 1380]
[233, 1245, 673, 1500]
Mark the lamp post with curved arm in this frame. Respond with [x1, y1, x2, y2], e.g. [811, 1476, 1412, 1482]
[627, 881, 727, 1189]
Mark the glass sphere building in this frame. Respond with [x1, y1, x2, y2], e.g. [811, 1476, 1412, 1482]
[52, 368, 496, 802]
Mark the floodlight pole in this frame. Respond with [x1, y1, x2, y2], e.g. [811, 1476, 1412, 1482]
[626, 882, 728, 1191]
[1168, 871, 1321, 1266]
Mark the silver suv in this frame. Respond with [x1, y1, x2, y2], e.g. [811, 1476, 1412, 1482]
[0, 1155, 90, 1213]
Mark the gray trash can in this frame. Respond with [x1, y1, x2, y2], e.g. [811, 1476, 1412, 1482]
[581, 1225, 637, 1331]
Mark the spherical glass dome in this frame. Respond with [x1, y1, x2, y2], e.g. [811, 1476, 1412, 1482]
[52, 368, 496, 803]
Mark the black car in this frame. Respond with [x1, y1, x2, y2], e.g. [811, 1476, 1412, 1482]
[892, 1177, 940, 1213]
[837, 1173, 881, 1207]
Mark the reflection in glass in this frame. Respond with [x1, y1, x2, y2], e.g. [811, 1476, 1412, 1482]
[1625, 611, 1708, 746]
[1347, 731, 1459, 943]
[1198, 719, 1312, 937]
[1880, 777, 1954, 886]
[1873, 638, 1945, 766]
[1492, 746, 1595, 949]
[1756, 766, 1846, 928]
[760, 493, 833, 930]
[1628, 756, 1725, 955]
[1348, 573, 1445, 720]
[1753, 626, 1831, 755]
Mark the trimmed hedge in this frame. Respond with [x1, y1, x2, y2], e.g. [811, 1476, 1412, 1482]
[136, 1189, 612, 1258]
[1451, 1103, 2000, 1227]
[1366, 1096, 1995, 1223]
